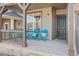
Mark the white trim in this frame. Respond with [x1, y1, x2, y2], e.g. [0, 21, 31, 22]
[2, 15, 22, 20]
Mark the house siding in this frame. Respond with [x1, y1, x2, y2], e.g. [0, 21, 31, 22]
[27, 7, 54, 40]
[27, 7, 67, 40]
[1, 7, 67, 40]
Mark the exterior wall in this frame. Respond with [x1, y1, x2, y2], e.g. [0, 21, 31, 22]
[27, 7, 54, 40]
[2, 18, 11, 29]
[56, 9, 67, 15]
[14, 20, 23, 30]
[42, 7, 54, 40]
[2, 18, 10, 40]
[2, 18, 22, 30]
[73, 4, 79, 11]
[27, 7, 67, 40]
[11, 18, 14, 29]
[1, 7, 67, 40]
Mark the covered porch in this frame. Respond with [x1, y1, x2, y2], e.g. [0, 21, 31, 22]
[0, 3, 68, 56]
[0, 3, 68, 40]
[0, 39, 67, 56]
[0, 3, 77, 56]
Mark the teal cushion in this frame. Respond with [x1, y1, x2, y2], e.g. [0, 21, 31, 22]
[34, 28, 39, 33]
[41, 29, 48, 33]
[10, 32, 17, 39]
[41, 33, 47, 38]
[32, 33, 37, 39]
[32, 33, 37, 36]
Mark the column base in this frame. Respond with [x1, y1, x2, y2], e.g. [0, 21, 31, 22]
[22, 41, 27, 47]
[68, 49, 75, 56]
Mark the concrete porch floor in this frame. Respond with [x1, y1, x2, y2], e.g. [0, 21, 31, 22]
[0, 39, 68, 56]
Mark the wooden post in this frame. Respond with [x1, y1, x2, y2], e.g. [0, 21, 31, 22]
[0, 14, 2, 42]
[0, 6, 8, 42]
[17, 3, 30, 47]
[22, 7, 27, 47]
[0, 6, 5, 42]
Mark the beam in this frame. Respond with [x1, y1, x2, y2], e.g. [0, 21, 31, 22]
[17, 3, 30, 11]
[0, 3, 15, 7]
[17, 4, 23, 10]
[1, 9, 8, 14]
[25, 3, 31, 11]
[0, 6, 8, 15]
[0, 6, 5, 14]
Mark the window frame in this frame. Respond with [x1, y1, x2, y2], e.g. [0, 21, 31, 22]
[27, 11, 42, 31]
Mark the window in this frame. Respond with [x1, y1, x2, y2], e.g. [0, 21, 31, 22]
[17, 22, 21, 26]
[4, 23, 10, 30]
[27, 13, 34, 31]
[27, 11, 42, 31]
[16, 21, 22, 29]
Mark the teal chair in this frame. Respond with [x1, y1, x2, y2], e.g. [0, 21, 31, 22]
[32, 28, 39, 40]
[40, 28, 48, 41]
[26, 31, 33, 39]
[10, 32, 17, 41]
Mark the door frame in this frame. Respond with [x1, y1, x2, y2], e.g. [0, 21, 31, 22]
[56, 15, 67, 40]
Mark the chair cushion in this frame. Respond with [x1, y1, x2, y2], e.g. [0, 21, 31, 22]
[32, 33, 37, 36]
[34, 28, 39, 33]
[41, 29, 48, 33]
[41, 33, 47, 36]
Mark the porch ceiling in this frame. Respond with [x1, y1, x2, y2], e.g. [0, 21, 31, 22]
[28, 3, 67, 10]
[0, 3, 67, 13]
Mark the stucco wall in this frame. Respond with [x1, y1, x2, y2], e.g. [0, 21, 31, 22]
[2, 18, 11, 29]
[27, 7, 67, 40]
[42, 7, 54, 40]
[14, 20, 23, 30]
[2, 19, 10, 40]
[56, 9, 67, 15]
[27, 7, 55, 40]
[73, 4, 79, 11]
[2, 7, 67, 40]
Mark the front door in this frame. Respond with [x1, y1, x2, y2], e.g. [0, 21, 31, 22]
[56, 16, 66, 39]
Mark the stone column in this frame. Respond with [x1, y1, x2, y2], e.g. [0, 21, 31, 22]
[67, 3, 77, 56]
[52, 7, 56, 39]
[11, 19, 14, 30]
